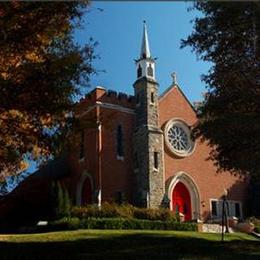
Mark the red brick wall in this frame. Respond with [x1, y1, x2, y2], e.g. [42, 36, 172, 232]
[100, 108, 134, 203]
[159, 86, 248, 220]
[69, 87, 135, 204]
[69, 85, 248, 220]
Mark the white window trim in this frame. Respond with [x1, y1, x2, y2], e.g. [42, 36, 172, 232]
[209, 198, 243, 219]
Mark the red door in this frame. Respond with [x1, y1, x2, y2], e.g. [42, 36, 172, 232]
[81, 177, 92, 205]
[172, 182, 192, 221]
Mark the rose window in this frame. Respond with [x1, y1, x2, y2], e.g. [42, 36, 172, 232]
[164, 119, 195, 157]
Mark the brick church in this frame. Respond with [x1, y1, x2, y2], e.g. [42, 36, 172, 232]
[65, 22, 248, 222]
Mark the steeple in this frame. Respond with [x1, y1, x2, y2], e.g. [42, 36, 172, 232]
[135, 21, 156, 80]
[140, 21, 151, 59]
[133, 22, 164, 209]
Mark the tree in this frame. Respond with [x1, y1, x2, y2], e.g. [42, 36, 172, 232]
[0, 1, 96, 180]
[181, 2, 260, 179]
[50, 181, 71, 219]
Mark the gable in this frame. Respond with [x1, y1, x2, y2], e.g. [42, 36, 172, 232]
[159, 85, 198, 128]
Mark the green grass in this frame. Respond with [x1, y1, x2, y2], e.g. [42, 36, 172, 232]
[0, 230, 259, 259]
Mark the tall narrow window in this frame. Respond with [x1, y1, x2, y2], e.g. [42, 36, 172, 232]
[235, 202, 241, 218]
[137, 64, 142, 78]
[151, 92, 154, 103]
[211, 200, 217, 217]
[115, 191, 124, 205]
[117, 125, 124, 158]
[154, 151, 159, 170]
[79, 130, 85, 159]
[147, 63, 153, 77]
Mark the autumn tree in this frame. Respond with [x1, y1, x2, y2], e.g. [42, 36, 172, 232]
[0, 1, 96, 181]
[181, 2, 260, 179]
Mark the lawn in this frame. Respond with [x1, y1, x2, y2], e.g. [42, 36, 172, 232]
[0, 230, 259, 259]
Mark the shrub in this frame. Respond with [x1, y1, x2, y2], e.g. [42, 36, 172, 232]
[71, 206, 89, 218]
[115, 204, 135, 219]
[98, 202, 121, 218]
[71, 204, 176, 222]
[133, 207, 176, 221]
[48, 217, 80, 231]
[51, 181, 71, 219]
[254, 226, 260, 233]
[49, 217, 197, 231]
[249, 217, 260, 226]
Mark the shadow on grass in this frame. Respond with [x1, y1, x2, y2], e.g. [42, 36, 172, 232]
[0, 233, 259, 260]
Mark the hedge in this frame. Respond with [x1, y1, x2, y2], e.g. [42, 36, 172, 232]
[71, 203, 177, 222]
[48, 217, 197, 232]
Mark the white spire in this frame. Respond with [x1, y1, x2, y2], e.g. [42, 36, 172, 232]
[140, 20, 151, 59]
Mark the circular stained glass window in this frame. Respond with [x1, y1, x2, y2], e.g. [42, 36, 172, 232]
[164, 119, 195, 157]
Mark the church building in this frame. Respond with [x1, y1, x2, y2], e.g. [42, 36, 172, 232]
[65, 22, 247, 222]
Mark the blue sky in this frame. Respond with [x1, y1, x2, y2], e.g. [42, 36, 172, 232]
[75, 1, 211, 102]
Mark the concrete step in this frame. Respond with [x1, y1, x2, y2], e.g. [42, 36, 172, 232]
[202, 224, 234, 233]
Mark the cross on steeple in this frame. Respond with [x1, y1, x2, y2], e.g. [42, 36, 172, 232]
[171, 72, 178, 85]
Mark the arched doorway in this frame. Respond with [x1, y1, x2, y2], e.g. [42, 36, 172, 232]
[81, 177, 92, 205]
[166, 172, 201, 221]
[172, 182, 191, 221]
[76, 171, 93, 206]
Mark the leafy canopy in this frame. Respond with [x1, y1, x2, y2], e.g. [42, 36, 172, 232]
[0, 1, 96, 180]
[182, 2, 260, 179]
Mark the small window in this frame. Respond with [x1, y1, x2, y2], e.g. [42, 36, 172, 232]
[151, 92, 154, 103]
[147, 63, 153, 77]
[115, 191, 123, 205]
[235, 202, 241, 218]
[79, 130, 85, 159]
[137, 64, 142, 78]
[154, 151, 159, 170]
[116, 125, 124, 158]
[211, 200, 217, 216]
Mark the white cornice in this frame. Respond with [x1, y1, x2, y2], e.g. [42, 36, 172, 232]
[96, 101, 135, 115]
[76, 101, 135, 118]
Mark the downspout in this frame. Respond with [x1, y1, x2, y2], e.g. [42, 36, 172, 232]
[96, 106, 102, 208]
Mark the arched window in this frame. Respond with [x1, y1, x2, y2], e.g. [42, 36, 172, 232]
[147, 63, 153, 77]
[81, 176, 92, 205]
[116, 125, 124, 158]
[137, 64, 142, 78]
[79, 130, 85, 159]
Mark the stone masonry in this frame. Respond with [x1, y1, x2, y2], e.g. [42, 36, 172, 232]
[133, 77, 165, 208]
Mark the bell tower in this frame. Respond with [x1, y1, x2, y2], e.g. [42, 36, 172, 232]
[133, 21, 165, 208]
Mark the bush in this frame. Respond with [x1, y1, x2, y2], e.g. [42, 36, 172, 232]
[115, 204, 135, 219]
[71, 203, 121, 219]
[71, 203, 176, 222]
[48, 217, 80, 231]
[249, 217, 260, 226]
[48, 217, 197, 231]
[254, 226, 260, 233]
[133, 208, 175, 221]
[51, 181, 71, 219]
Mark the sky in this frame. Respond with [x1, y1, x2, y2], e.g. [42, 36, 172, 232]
[74, 1, 212, 102]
